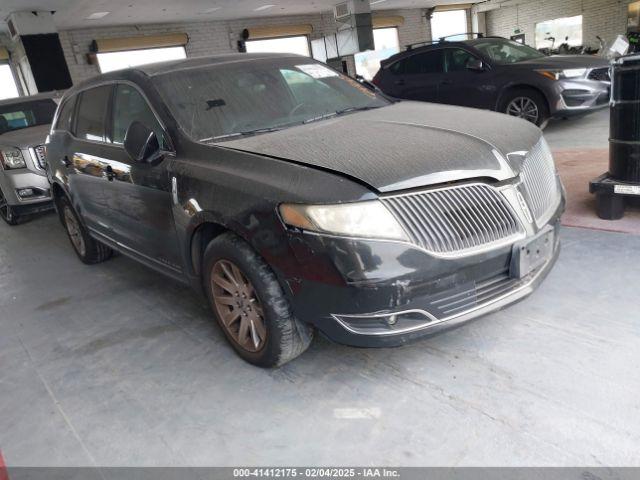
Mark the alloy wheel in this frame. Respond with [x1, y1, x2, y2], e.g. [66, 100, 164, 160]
[211, 259, 267, 353]
[506, 97, 539, 124]
[64, 206, 86, 257]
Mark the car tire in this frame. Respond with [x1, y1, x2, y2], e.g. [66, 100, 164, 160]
[203, 232, 313, 368]
[0, 186, 19, 226]
[499, 88, 549, 128]
[60, 196, 113, 264]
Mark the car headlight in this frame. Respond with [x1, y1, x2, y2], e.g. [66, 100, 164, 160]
[536, 68, 587, 80]
[280, 201, 409, 241]
[0, 148, 26, 170]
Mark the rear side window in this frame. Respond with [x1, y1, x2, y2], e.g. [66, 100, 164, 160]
[393, 50, 444, 75]
[112, 84, 167, 149]
[75, 86, 112, 142]
[55, 96, 76, 132]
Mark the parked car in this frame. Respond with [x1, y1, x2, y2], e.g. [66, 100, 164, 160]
[373, 36, 611, 127]
[46, 54, 565, 367]
[0, 93, 60, 225]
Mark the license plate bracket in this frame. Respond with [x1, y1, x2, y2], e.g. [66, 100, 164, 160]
[510, 227, 554, 279]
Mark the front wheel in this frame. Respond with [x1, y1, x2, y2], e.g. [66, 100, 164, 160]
[203, 232, 313, 367]
[500, 88, 549, 128]
[0, 186, 19, 226]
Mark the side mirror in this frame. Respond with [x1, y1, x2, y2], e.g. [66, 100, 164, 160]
[466, 58, 485, 72]
[124, 121, 162, 164]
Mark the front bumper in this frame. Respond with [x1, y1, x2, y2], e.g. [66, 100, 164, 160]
[550, 78, 610, 117]
[282, 196, 564, 348]
[0, 167, 51, 207]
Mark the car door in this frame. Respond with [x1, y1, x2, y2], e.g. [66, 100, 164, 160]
[438, 48, 498, 109]
[387, 49, 445, 102]
[65, 85, 114, 237]
[101, 83, 183, 273]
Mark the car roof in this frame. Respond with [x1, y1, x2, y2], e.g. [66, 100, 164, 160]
[381, 36, 511, 67]
[0, 91, 63, 107]
[67, 52, 306, 95]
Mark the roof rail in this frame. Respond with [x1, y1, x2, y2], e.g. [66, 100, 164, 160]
[438, 32, 486, 41]
[406, 39, 440, 50]
[406, 32, 487, 50]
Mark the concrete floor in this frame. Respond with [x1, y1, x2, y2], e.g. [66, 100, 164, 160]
[544, 108, 609, 151]
[2, 109, 639, 468]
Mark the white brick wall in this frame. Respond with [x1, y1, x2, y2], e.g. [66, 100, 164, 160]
[482, 0, 633, 49]
[58, 8, 431, 85]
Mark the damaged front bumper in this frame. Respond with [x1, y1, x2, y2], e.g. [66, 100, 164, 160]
[283, 201, 563, 348]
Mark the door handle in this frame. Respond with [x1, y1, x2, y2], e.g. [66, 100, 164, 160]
[61, 156, 72, 167]
[105, 165, 116, 182]
[394, 79, 406, 86]
[441, 79, 453, 85]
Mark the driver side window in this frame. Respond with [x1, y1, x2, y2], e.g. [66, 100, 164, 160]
[445, 48, 478, 72]
[112, 84, 168, 150]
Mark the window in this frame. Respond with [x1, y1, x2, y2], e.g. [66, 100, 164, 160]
[0, 99, 57, 135]
[112, 84, 167, 149]
[280, 69, 346, 109]
[444, 48, 477, 72]
[355, 28, 401, 80]
[97, 46, 187, 74]
[473, 39, 545, 64]
[431, 10, 468, 41]
[152, 58, 387, 143]
[245, 36, 311, 56]
[75, 86, 112, 142]
[0, 64, 20, 100]
[54, 96, 77, 132]
[535, 15, 583, 49]
[393, 50, 444, 75]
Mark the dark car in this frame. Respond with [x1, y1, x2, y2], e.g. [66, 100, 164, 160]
[46, 54, 564, 367]
[373, 37, 611, 127]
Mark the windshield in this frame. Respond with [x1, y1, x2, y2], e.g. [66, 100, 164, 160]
[0, 99, 57, 135]
[473, 39, 546, 64]
[152, 57, 389, 142]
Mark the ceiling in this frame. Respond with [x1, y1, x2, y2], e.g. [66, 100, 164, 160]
[0, 0, 470, 31]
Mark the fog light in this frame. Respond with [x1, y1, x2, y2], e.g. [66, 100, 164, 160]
[17, 188, 35, 198]
[332, 309, 438, 335]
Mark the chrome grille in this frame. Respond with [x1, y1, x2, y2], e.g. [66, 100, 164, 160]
[588, 67, 610, 82]
[520, 138, 559, 226]
[32, 145, 47, 169]
[383, 184, 523, 255]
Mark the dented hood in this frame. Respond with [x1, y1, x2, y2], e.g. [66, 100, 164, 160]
[220, 101, 542, 193]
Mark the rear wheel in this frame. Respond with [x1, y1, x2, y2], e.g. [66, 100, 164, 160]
[203, 232, 313, 367]
[60, 197, 113, 264]
[0, 186, 19, 226]
[500, 88, 549, 128]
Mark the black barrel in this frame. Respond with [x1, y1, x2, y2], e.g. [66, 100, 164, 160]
[610, 55, 640, 182]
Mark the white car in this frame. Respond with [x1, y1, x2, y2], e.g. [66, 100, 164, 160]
[0, 92, 60, 225]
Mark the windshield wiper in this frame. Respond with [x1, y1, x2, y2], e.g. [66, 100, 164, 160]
[203, 126, 287, 142]
[334, 105, 383, 115]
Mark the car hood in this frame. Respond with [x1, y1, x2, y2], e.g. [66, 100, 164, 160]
[0, 125, 51, 149]
[514, 54, 610, 70]
[219, 101, 542, 193]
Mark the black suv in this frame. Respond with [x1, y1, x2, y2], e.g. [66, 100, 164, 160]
[46, 54, 564, 367]
[373, 37, 610, 126]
